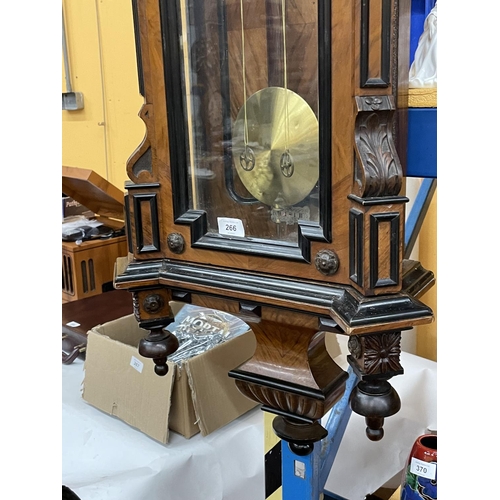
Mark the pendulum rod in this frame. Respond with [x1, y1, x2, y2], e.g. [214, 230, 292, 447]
[279, 0, 294, 179]
[238, 0, 255, 172]
[281, 0, 289, 155]
[234, 0, 318, 206]
[239, 0, 248, 148]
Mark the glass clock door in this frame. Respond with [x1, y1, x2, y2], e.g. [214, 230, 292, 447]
[163, 0, 330, 253]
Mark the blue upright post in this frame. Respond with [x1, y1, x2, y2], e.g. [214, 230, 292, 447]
[280, 368, 358, 500]
[404, 178, 437, 259]
[320, 368, 358, 492]
[281, 438, 321, 500]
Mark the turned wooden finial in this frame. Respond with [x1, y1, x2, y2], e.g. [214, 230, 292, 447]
[349, 379, 401, 441]
[346, 331, 404, 440]
[138, 322, 179, 376]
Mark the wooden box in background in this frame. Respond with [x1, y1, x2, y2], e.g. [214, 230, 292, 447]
[62, 166, 128, 302]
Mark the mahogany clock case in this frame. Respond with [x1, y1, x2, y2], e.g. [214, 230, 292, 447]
[114, 0, 435, 445]
[121, 0, 420, 299]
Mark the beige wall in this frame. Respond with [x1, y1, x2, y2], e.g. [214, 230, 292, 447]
[416, 190, 437, 361]
[62, 0, 145, 191]
[403, 179, 437, 362]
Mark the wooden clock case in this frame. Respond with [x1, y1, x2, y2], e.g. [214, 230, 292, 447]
[114, 0, 434, 448]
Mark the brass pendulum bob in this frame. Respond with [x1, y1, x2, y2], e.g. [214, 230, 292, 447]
[233, 87, 319, 207]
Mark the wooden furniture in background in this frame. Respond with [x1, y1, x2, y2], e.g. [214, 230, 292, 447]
[62, 289, 134, 363]
[62, 166, 128, 302]
[62, 238, 128, 302]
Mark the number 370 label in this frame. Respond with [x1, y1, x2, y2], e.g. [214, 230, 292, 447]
[217, 217, 245, 238]
[410, 457, 436, 480]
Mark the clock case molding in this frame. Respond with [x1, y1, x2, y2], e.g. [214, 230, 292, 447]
[115, 0, 434, 445]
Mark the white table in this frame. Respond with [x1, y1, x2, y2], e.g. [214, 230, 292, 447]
[63, 336, 436, 500]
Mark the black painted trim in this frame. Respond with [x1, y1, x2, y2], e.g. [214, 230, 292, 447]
[349, 209, 364, 286]
[172, 290, 192, 303]
[161, 261, 338, 308]
[318, 317, 341, 333]
[176, 211, 314, 262]
[369, 212, 399, 288]
[132, 193, 161, 253]
[318, 0, 332, 242]
[401, 259, 435, 299]
[159, 0, 190, 220]
[124, 194, 133, 254]
[131, 0, 144, 97]
[229, 370, 328, 400]
[126, 182, 161, 190]
[193, 234, 308, 261]
[115, 260, 433, 329]
[239, 301, 262, 317]
[348, 194, 408, 206]
[360, 0, 391, 88]
[261, 406, 315, 424]
[175, 209, 207, 243]
[329, 287, 430, 328]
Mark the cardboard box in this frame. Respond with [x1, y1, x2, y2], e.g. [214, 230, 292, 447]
[82, 304, 258, 443]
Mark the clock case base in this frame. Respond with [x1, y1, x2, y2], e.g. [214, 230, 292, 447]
[114, 256, 433, 445]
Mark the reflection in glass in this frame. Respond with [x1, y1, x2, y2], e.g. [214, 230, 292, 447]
[180, 0, 319, 243]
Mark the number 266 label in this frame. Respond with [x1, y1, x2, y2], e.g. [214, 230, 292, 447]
[410, 457, 436, 480]
[217, 217, 245, 238]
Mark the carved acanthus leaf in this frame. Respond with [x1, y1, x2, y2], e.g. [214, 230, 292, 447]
[353, 96, 403, 198]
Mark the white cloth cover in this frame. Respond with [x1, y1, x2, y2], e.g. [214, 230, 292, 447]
[409, 3, 438, 88]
